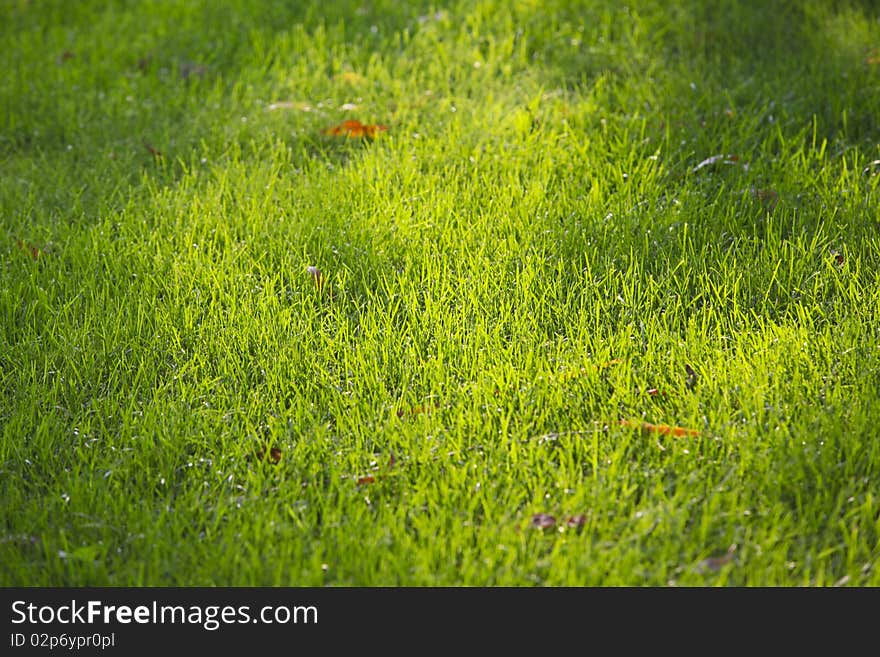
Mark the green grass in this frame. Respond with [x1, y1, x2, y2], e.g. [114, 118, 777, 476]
[2, 0, 879, 586]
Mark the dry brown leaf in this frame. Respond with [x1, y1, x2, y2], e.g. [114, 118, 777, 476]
[16, 239, 40, 260]
[179, 60, 207, 80]
[685, 363, 698, 391]
[306, 265, 323, 288]
[565, 514, 587, 529]
[695, 553, 734, 573]
[255, 446, 282, 465]
[529, 513, 556, 530]
[143, 141, 162, 158]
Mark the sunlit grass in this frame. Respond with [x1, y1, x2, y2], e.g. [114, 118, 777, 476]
[1, 0, 879, 586]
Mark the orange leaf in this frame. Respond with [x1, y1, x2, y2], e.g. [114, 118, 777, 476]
[356, 475, 376, 485]
[324, 119, 387, 139]
[396, 403, 437, 418]
[619, 419, 700, 437]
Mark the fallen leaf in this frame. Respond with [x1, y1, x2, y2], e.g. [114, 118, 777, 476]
[255, 446, 282, 464]
[831, 250, 845, 267]
[306, 265, 324, 288]
[16, 239, 40, 260]
[695, 553, 734, 573]
[750, 188, 778, 209]
[355, 451, 398, 484]
[685, 363, 698, 390]
[56, 51, 75, 64]
[619, 419, 701, 437]
[637, 386, 668, 398]
[179, 60, 207, 80]
[396, 403, 437, 418]
[692, 153, 740, 173]
[324, 119, 388, 139]
[565, 514, 587, 529]
[143, 141, 162, 158]
[530, 513, 556, 530]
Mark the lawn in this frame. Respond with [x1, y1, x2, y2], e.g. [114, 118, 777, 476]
[1, 0, 879, 586]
